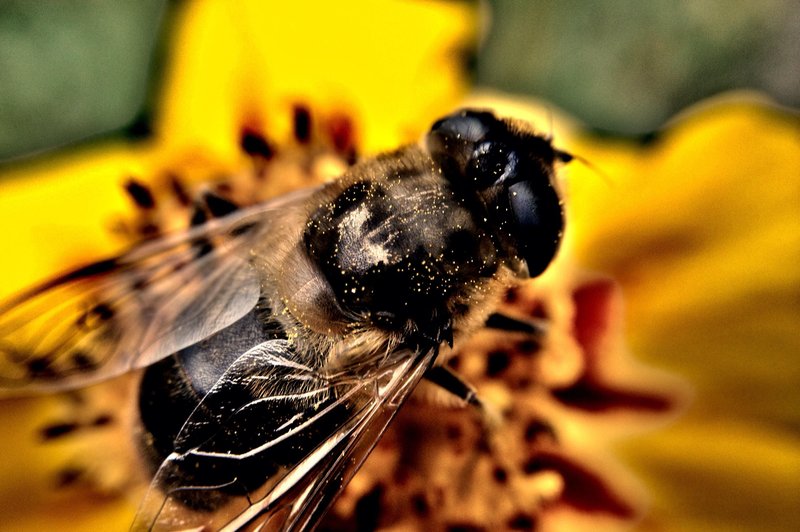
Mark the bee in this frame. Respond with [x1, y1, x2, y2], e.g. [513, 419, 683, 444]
[0, 109, 570, 530]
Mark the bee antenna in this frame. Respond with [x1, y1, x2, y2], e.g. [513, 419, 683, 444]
[554, 149, 615, 188]
[554, 149, 573, 163]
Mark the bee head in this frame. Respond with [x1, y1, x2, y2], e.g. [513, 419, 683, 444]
[426, 109, 568, 277]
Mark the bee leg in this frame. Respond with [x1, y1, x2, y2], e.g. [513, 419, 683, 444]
[424, 311, 550, 428]
[484, 312, 546, 336]
[424, 365, 507, 501]
[423, 365, 480, 407]
[423, 365, 503, 430]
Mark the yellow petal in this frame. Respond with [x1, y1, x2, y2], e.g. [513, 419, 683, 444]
[0, 144, 149, 299]
[157, 0, 477, 159]
[566, 95, 800, 532]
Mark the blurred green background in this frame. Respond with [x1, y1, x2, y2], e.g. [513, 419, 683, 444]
[1, 0, 798, 161]
[0, 0, 166, 161]
[479, 0, 799, 134]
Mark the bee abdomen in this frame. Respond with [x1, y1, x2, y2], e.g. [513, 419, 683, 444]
[136, 306, 360, 512]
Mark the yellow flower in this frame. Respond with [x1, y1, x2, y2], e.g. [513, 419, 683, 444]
[3, 1, 795, 531]
[0, 0, 476, 299]
[566, 95, 800, 532]
[0, 3, 475, 531]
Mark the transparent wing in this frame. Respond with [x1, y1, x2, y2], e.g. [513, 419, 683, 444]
[0, 190, 313, 394]
[132, 339, 437, 532]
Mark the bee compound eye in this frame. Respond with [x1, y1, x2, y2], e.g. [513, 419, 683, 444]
[507, 180, 564, 277]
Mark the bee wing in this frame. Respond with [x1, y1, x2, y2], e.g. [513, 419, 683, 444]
[0, 190, 314, 394]
[132, 339, 437, 532]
